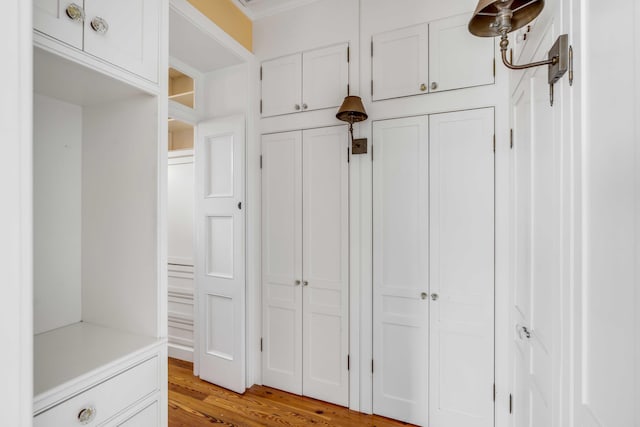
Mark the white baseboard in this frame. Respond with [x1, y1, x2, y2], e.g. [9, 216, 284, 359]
[168, 343, 194, 363]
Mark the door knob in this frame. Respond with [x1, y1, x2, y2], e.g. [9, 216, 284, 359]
[431, 293, 439, 301]
[431, 82, 438, 90]
[303, 281, 309, 286]
[302, 103, 308, 110]
[420, 83, 427, 92]
[65, 3, 85, 22]
[295, 280, 301, 286]
[421, 292, 428, 300]
[90, 16, 109, 34]
[294, 104, 301, 111]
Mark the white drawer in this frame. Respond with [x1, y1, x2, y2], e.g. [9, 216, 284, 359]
[34, 356, 159, 427]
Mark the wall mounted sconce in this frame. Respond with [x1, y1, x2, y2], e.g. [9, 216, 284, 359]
[336, 96, 368, 154]
[468, 0, 573, 106]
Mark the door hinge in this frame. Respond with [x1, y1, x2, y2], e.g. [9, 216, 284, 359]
[493, 58, 496, 77]
[371, 80, 374, 96]
[493, 134, 496, 152]
[371, 144, 374, 161]
[509, 393, 513, 414]
[371, 359, 374, 374]
[510, 128, 514, 149]
[260, 99, 263, 114]
[260, 154, 263, 169]
[493, 384, 496, 402]
[260, 338, 263, 352]
[260, 66, 263, 81]
[347, 355, 350, 371]
[371, 39, 374, 57]
[347, 46, 350, 63]
[347, 83, 350, 96]
[347, 146, 350, 163]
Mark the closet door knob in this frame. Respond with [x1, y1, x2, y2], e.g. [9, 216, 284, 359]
[421, 292, 428, 300]
[77, 406, 97, 424]
[431, 293, 439, 301]
[65, 3, 85, 22]
[90, 16, 109, 34]
[295, 280, 301, 286]
[431, 82, 438, 90]
[294, 104, 301, 111]
[420, 83, 427, 92]
[303, 281, 309, 287]
[302, 103, 308, 110]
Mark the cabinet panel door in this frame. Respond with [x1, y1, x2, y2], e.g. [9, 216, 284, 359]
[428, 13, 494, 93]
[301, 126, 349, 407]
[34, 0, 84, 49]
[302, 44, 349, 112]
[83, 0, 159, 82]
[428, 108, 494, 427]
[261, 131, 303, 394]
[372, 24, 429, 101]
[261, 54, 302, 117]
[372, 116, 429, 426]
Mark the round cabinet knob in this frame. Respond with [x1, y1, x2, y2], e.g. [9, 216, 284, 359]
[421, 292, 428, 300]
[431, 293, 439, 301]
[294, 104, 301, 111]
[77, 406, 97, 425]
[65, 3, 85, 22]
[295, 280, 301, 286]
[420, 83, 427, 92]
[90, 17, 109, 34]
[431, 82, 438, 90]
[303, 281, 309, 287]
[302, 103, 308, 110]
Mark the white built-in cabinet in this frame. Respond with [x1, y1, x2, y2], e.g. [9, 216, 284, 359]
[261, 126, 350, 407]
[372, 109, 495, 427]
[372, 13, 494, 101]
[260, 43, 349, 117]
[32, 0, 166, 425]
[34, 0, 160, 82]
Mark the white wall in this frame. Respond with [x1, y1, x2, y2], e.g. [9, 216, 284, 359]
[203, 63, 249, 118]
[253, 0, 510, 415]
[33, 93, 82, 335]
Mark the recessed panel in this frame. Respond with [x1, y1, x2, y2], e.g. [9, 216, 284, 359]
[308, 313, 342, 385]
[206, 294, 234, 360]
[206, 216, 233, 278]
[267, 283, 295, 303]
[381, 323, 423, 401]
[205, 134, 234, 198]
[267, 306, 296, 374]
[307, 288, 341, 309]
[382, 295, 423, 318]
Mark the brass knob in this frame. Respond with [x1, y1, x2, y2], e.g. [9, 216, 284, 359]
[65, 3, 84, 22]
[90, 16, 109, 34]
[420, 83, 427, 92]
[431, 82, 438, 90]
[421, 292, 428, 300]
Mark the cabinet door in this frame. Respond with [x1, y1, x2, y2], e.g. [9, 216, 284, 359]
[301, 126, 349, 407]
[428, 13, 495, 93]
[261, 54, 302, 117]
[372, 116, 430, 426]
[116, 401, 158, 426]
[372, 23, 429, 101]
[83, 0, 159, 82]
[302, 44, 349, 112]
[261, 131, 303, 394]
[428, 108, 494, 427]
[34, 0, 84, 49]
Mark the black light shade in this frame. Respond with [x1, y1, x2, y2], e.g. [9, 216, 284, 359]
[336, 96, 368, 124]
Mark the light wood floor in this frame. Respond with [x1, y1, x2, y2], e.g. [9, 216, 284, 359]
[169, 358, 414, 427]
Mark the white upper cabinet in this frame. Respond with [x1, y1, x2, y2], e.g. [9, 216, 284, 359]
[428, 13, 494, 93]
[372, 23, 429, 101]
[33, 0, 160, 83]
[372, 13, 495, 101]
[261, 53, 303, 117]
[261, 43, 349, 117]
[34, 0, 84, 49]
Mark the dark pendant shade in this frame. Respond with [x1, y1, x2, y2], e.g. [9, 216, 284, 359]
[336, 96, 368, 124]
[469, 0, 544, 37]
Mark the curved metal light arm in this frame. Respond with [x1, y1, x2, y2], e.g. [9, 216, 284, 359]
[499, 32, 558, 70]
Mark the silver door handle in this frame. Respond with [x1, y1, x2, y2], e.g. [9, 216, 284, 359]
[431, 293, 439, 301]
[90, 16, 109, 34]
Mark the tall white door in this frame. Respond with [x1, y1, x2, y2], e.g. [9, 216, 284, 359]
[261, 130, 303, 394]
[261, 126, 349, 407]
[301, 126, 349, 406]
[428, 108, 495, 427]
[511, 43, 557, 427]
[195, 115, 245, 394]
[372, 116, 430, 426]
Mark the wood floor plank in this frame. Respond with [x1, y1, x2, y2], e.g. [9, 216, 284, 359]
[168, 358, 414, 427]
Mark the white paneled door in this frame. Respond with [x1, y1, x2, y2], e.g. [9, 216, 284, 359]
[373, 116, 430, 426]
[34, 0, 83, 49]
[428, 109, 494, 427]
[195, 115, 245, 394]
[373, 109, 494, 427]
[262, 126, 349, 407]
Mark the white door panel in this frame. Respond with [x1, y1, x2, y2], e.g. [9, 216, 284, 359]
[34, 0, 83, 49]
[372, 24, 429, 101]
[372, 116, 429, 426]
[302, 44, 349, 112]
[261, 54, 302, 117]
[196, 115, 245, 394]
[261, 131, 303, 394]
[83, 0, 159, 82]
[428, 13, 494, 93]
[428, 108, 494, 427]
[301, 126, 349, 406]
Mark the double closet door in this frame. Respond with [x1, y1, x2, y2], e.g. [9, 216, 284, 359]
[261, 126, 350, 407]
[372, 109, 495, 427]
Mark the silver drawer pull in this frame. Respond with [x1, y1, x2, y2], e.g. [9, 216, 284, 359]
[90, 17, 109, 34]
[77, 406, 97, 424]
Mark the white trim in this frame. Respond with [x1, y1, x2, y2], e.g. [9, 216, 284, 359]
[249, 0, 322, 20]
[168, 344, 194, 362]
